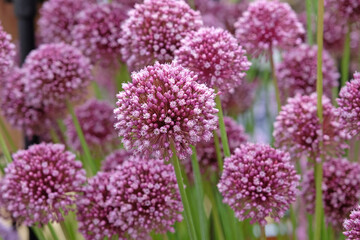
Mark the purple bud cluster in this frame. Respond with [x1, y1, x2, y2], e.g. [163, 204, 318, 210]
[0, 23, 15, 78]
[344, 205, 360, 239]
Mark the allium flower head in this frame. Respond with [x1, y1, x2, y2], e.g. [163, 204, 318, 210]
[274, 93, 348, 161]
[0, 24, 15, 78]
[276, 44, 339, 101]
[326, 0, 360, 22]
[72, 3, 128, 65]
[114, 62, 218, 161]
[22, 43, 92, 117]
[337, 73, 360, 137]
[65, 99, 119, 153]
[119, 0, 203, 71]
[0, 143, 86, 225]
[343, 205, 360, 239]
[175, 27, 251, 91]
[38, 0, 95, 44]
[77, 158, 183, 239]
[302, 158, 360, 227]
[218, 143, 300, 225]
[101, 149, 133, 172]
[235, 0, 304, 56]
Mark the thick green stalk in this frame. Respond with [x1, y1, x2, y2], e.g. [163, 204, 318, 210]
[66, 101, 97, 175]
[307, 214, 314, 240]
[31, 227, 46, 240]
[214, 88, 230, 158]
[92, 81, 103, 100]
[204, 182, 224, 240]
[48, 223, 60, 240]
[290, 206, 297, 240]
[115, 63, 131, 93]
[213, 131, 223, 172]
[50, 128, 60, 143]
[354, 140, 360, 162]
[190, 145, 208, 240]
[269, 48, 281, 112]
[305, 0, 313, 45]
[215, 191, 234, 240]
[170, 143, 198, 240]
[315, 0, 325, 238]
[0, 130, 12, 164]
[0, 117, 16, 151]
[341, 24, 351, 87]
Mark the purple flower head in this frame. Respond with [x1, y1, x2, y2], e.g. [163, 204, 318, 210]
[22, 43, 92, 118]
[344, 205, 360, 239]
[0, 143, 86, 226]
[326, 0, 360, 22]
[235, 0, 304, 56]
[101, 149, 133, 172]
[276, 44, 339, 101]
[72, 3, 128, 66]
[0, 23, 15, 78]
[114, 62, 218, 161]
[65, 99, 119, 153]
[0, 222, 18, 240]
[175, 27, 251, 91]
[112, 0, 142, 8]
[218, 143, 300, 225]
[119, 0, 203, 71]
[0, 68, 53, 136]
[77, 158, 183, 239]
[337, 73, 360, 138]
[38, 0, 95, 44]
[274, 93, 348, 161]
[302, 158, 360, 227]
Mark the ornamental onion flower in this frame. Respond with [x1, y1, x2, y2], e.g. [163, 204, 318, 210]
[65, 99, 119, 153]
[119, 0, 203, 71]
[234, 0, 304, 56]
[101, 149, 133, 172]
[326, 0, 360, 22]
[114, 62, 218, 161]
[77, 158, 183, 239]
[0, 23, 15, 78]
[174, 27, 251, 92]
[343, 205, 360, 239]
[274, 93, 348, 161]
[218, 143, 300, 225]
[302, 158, 360, 227]
[0, 143, 86, 225]
[276, 44, 339, 101]
[71, 2, 128, 65]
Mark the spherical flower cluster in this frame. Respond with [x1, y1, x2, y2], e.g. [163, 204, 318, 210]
[274, 93, 348, 161]
[72, 3, 128, 65]
[119, 0, 203, 71]
[218, 143, 300, 225]
[302, 158, 360, 227]
[337, 73, 360, 137]
[326, 0, 360, 22]
[343, 205, 360, 239]
[235, 0, 304, 56]
[276, 44, 339, 101]
[0, 24, 15, 78]
[112, 0, 142, 8]
[114, 62, 218, 161]
[22, 43, 92, 117]
[101, 149, 133, 172]
[220, 81, 257, 115]
[0, 68, 53, 136]
[65, 99, 119, 153]
[0, 143, 86, 225]
[38, 0, 95, 44]
[77, 158, 183, 239]
[174, 27, 251, 92]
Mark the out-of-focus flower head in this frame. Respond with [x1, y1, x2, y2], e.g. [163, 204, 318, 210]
[0, 23, 15, 79]
[343, 205, 360, 239]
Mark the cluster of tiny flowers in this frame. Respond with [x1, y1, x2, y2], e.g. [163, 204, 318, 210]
[235, 0, 304, 56]
[343, 205, 360, 239]
[77, 158, 183, 240]
[326, 0, 360, 22]
[72, 3, 128, 66]
[0, 143, 86, 225]
[112, 0, 142, 8]
[0, 68, 53, 136]
[276, 44, 339, 101]
[22, 43, 92, 117]
[0, 24, 15, 78]
[274, 93, 348, 161]
[119, 0, 203, 71]
[337, 73, 360, 137]
[38, 0, 95, 44]
[101, 149, 133, 172]
[114, 62, 218, 161]
[220, 81, 257, 115]
[302, 158, 360, 227]
[65, 99, 119, 153]
[218, 143, 300, 225]
[175, 27, 251, 92]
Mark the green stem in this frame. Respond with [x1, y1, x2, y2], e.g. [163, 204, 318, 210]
[341, 23, 351, 87]
[0, 117, 16, 151]
[170, 143, 198, 240]
[260, 225, 266, 240]
[269, 47, 281, 112]
[307, 214, 314, 240]
[48, 223, 60, 240]
[306, 0, 313, 45]
[115, 63, 131, 93]
[290, 205, 297, 240]
[213, 131, 223, 172]
[214, 88, 230, 158]
[190, 145, 207, 240]
[50, 128, 60, 143]
[0, 129, 12, 164]
[92, 81, 103, 100]
[354, 140, 360, 162]
[31, 227, 46, 240]
[66, 101, 97, 175]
